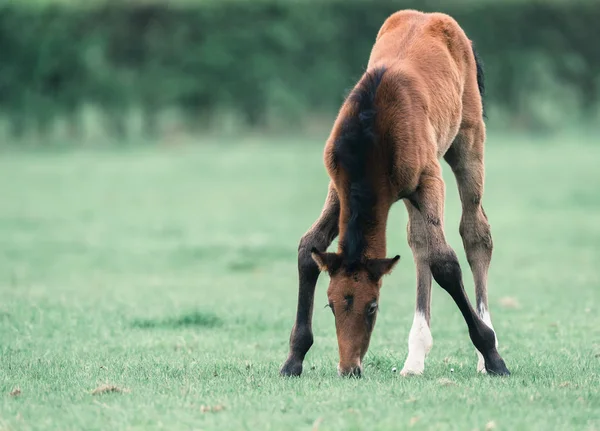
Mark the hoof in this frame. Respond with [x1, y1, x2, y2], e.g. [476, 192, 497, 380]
[484, 353, 510, 376]
[280, 359, 303, 377]
[399, 368, 423, 377]
[338, 365, 362, 378]
[400, 356, 425, 376]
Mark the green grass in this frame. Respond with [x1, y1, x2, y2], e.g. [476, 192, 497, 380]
[1, 132, 599, 431]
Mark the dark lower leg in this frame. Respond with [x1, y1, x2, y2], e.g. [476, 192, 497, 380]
[280, 185, 339, 376]
[429, 250, 507, 375]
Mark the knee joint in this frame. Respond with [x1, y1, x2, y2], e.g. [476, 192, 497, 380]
[429, 250, 462, 290]
[460, 215, 493, 251]
[298, 234, 325, 275]
[298, 236, 315, 263]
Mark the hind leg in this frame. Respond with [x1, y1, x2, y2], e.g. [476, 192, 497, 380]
[445, 124, 499, 373]
[280, 183, 340, 376]
[400, 200, 433, 375]
[412, 161, 509, 376]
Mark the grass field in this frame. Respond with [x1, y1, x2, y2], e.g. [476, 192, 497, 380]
[1, 132, 599, 431]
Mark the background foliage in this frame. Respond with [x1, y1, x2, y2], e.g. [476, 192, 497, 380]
[1, 0, 599, 140]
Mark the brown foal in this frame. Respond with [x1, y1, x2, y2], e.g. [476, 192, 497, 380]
[281, 10, 509, 377]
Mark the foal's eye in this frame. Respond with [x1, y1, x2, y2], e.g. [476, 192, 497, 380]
[367, 302, 378, 315]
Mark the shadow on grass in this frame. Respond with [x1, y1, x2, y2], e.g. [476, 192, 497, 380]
[132, 311, 223, 329]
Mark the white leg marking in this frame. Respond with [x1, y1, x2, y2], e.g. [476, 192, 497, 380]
[476, 304, 498, 373]
[400, 312, 433, 376]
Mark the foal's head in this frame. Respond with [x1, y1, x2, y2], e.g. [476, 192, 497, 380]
[311, 248, 399, 377]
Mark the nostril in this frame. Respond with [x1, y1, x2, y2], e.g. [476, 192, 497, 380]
[351, 366, 362, 378]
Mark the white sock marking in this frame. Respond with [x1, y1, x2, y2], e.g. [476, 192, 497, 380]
[476, 304, 498, 373]
[400, 312, 433, 376]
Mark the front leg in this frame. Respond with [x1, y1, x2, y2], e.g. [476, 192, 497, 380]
[280, 184, 339, 376]
[400, 199, 433, 376]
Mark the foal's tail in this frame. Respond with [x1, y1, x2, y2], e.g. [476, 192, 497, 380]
[333, 67, 386, 265]
[472, 43, 486, 118]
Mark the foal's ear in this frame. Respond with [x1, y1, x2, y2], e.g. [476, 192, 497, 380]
[311, 248, 343, 274]
[366, 255, 400, 281]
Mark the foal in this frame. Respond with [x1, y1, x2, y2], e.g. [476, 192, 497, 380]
[281, 10, 509, 377]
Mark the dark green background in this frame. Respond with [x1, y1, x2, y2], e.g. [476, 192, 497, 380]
[1, 0, 598, 138]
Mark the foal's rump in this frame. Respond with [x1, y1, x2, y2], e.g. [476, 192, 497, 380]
[367, 10, 483, 153]
[369, 10, 474, 84]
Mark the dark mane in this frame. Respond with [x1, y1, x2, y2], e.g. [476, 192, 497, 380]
[333, 67, 386, 270]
